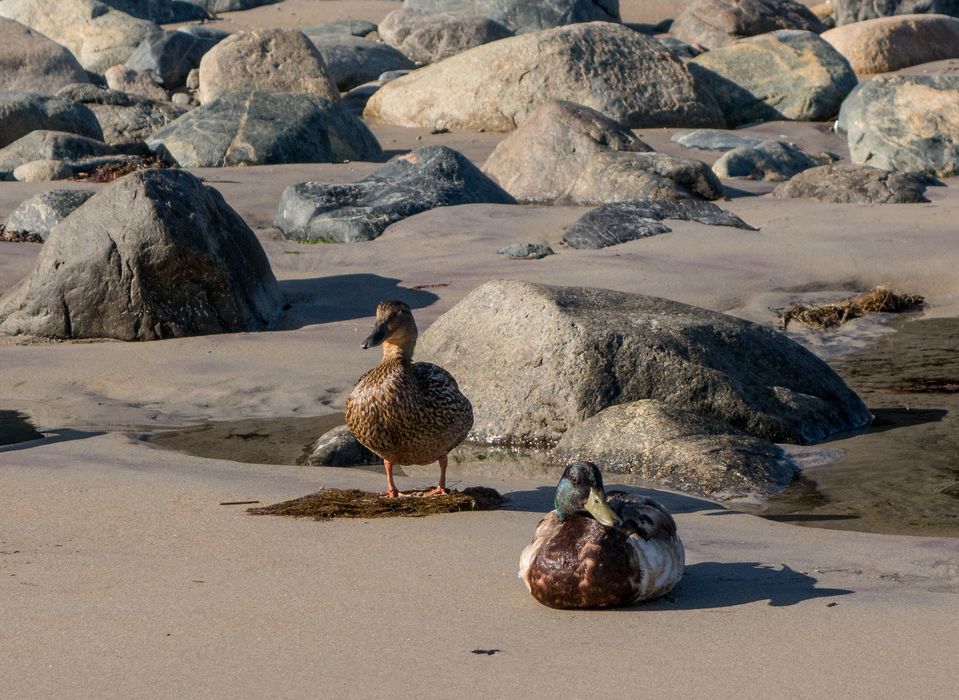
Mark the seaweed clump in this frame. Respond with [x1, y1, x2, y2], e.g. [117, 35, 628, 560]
[775, 287, 924, 330]
[247, 486, 504, 521]
[73, 157, 173, 183]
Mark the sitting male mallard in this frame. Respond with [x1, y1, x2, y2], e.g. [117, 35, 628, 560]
[520, 462, 685, 609]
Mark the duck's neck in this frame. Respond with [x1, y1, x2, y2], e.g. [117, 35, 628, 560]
[381, 338, 415, 366]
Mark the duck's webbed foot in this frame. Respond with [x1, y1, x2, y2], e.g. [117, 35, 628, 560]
[424, 486, 448, 496]
[382, 459, 406, 499]
[423, 454, 450, 496]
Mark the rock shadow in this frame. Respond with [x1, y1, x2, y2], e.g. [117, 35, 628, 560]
[867, 407, 947, 434]
[0, 410, 43, 446]
[643, 561, 852, 609]
[274, 274, 439, 329]
[0, 427, 104, 453]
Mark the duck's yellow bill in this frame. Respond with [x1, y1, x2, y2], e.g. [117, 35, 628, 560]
[585, 488, 621, 527]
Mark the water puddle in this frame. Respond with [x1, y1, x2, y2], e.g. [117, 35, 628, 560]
[145, 318, 959, 537]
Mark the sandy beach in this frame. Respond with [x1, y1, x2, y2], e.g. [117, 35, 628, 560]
[3, 0, 959, 696]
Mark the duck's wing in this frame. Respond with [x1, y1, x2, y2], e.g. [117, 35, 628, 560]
[607, 491, 678, 542]
[412, 362, 473, 415]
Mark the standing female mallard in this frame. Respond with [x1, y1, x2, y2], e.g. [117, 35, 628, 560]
[345, 300, 473, 498]
[519, 462, 685, 609]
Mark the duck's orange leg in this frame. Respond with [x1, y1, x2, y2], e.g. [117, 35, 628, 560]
[383, 459, 405, 498]
[425, 454, 449, 496]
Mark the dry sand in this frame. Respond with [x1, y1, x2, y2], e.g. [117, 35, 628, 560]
[3, 2, 958, 697]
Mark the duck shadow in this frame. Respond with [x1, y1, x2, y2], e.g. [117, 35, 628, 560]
[641, 562, 852, 610]
[274, 274, 440, 329]
[503, 484, 725, 516]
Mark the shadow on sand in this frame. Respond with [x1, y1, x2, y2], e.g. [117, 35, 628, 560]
[0, 427, 104, 453]
[274, 274, 440, 329]
[644, 562, 853, 610]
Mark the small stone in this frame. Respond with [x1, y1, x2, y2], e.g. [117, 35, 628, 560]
[497, 243, 555, 259]
[12, 159, 74, 182]
[305, 425, 381, 466]
[711, 140, 823, 181]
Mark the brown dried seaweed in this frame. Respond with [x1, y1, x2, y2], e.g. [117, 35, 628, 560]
[774, 287, 924, 330]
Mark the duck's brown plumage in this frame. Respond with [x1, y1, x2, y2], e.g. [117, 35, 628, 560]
[520, 490, 685, 609]
[344, 301, 473, 466]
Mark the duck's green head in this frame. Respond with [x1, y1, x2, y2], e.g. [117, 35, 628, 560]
[554, 461, 621, 527]
[361, 300, 417, 351]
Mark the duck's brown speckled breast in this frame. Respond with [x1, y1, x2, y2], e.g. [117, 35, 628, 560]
[345, 358, 473, 465]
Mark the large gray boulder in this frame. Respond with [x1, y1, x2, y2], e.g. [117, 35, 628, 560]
[181, 0, 281, 11]
[379, 9, 514, 64]
[417, 280, 872, 446]
[364, 22, 724, 131]
[771, 163, 931, 203]
[126, 27, 227, 88]
[823, 14, 959, 74]
[0, 18, 91, 95]
[560, 151, 724, 204]
[403, 0, 620, 33]
[0, 130, 116, 174]
[481, 100, 652, 203]
[670, 0, 825, 50]
[0, 0, 160, 73]
[552, 400, 799, 498]
[833, 0, 959, 25]
[690, 30, 857, 126]
[0, 91, 103, 149]
[305, 425, 381, 466]
[197, 29, 339, 105]
[3, 190, 95, 242]
[837, 74, 959, 176]
[0, 169, 281, 341]
[146, 91, 381, 168]
[562, 200, 756, 249]
[275, 145, 516, 243]
[711, 140, 824, 181]
[104, 66, 169, 102]
[306, 34, 416, 91]
[57, 84, 186, 147]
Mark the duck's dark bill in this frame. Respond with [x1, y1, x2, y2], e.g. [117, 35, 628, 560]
[585, 488, 621, 527]
[361, 322, 388, 349]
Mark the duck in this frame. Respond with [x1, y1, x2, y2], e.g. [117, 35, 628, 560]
[345, 300, 473, 498]
[519, 461, 685, 609]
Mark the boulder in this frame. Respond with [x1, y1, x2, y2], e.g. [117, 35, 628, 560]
[379, 9, 513, 64]
[497, 242, 555, 259]
[125, 27, 227, 88]
[481, 100, 652, 203]
[0, 18, 91, 95]
[181, 0, 282, 11]
[306, 34, 415, 91]
[822, 14, 959, 74]
[403, 0, 621, 33]
[833, 0, 959, 25]
[711, 140, 824, 181]
[12, 159, 74, 182]
[560, 152, 725, 205]
[305, 425, 381, 466]
[837, 74, 959, 175]
[670, 0, 826, 50]
[562, 199, 756, 249]
[670, 129, 764, 151]
[771, 163, 931, 203]
[98, 0, 210, 22]
[0, 131, 116, 174]
[417, 280, 872, 446]
[3, 190, 95, 241]
[275, 145, 515, 243]
[364, 22, 724, 131]
[689, 29, 857, 126]
[0, 169, 281, 341]
[0, 0, 160, 73]
[146, 91, 381, 167]
[0, 91, 103, 149]
[552, 400, 799, 498]
[104, 65, 169, 101]
[57, 84, 186, 146]
[197, 29, 339, 105]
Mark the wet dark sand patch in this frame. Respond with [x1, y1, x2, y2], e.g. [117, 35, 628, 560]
[248, 486, 505, 520]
